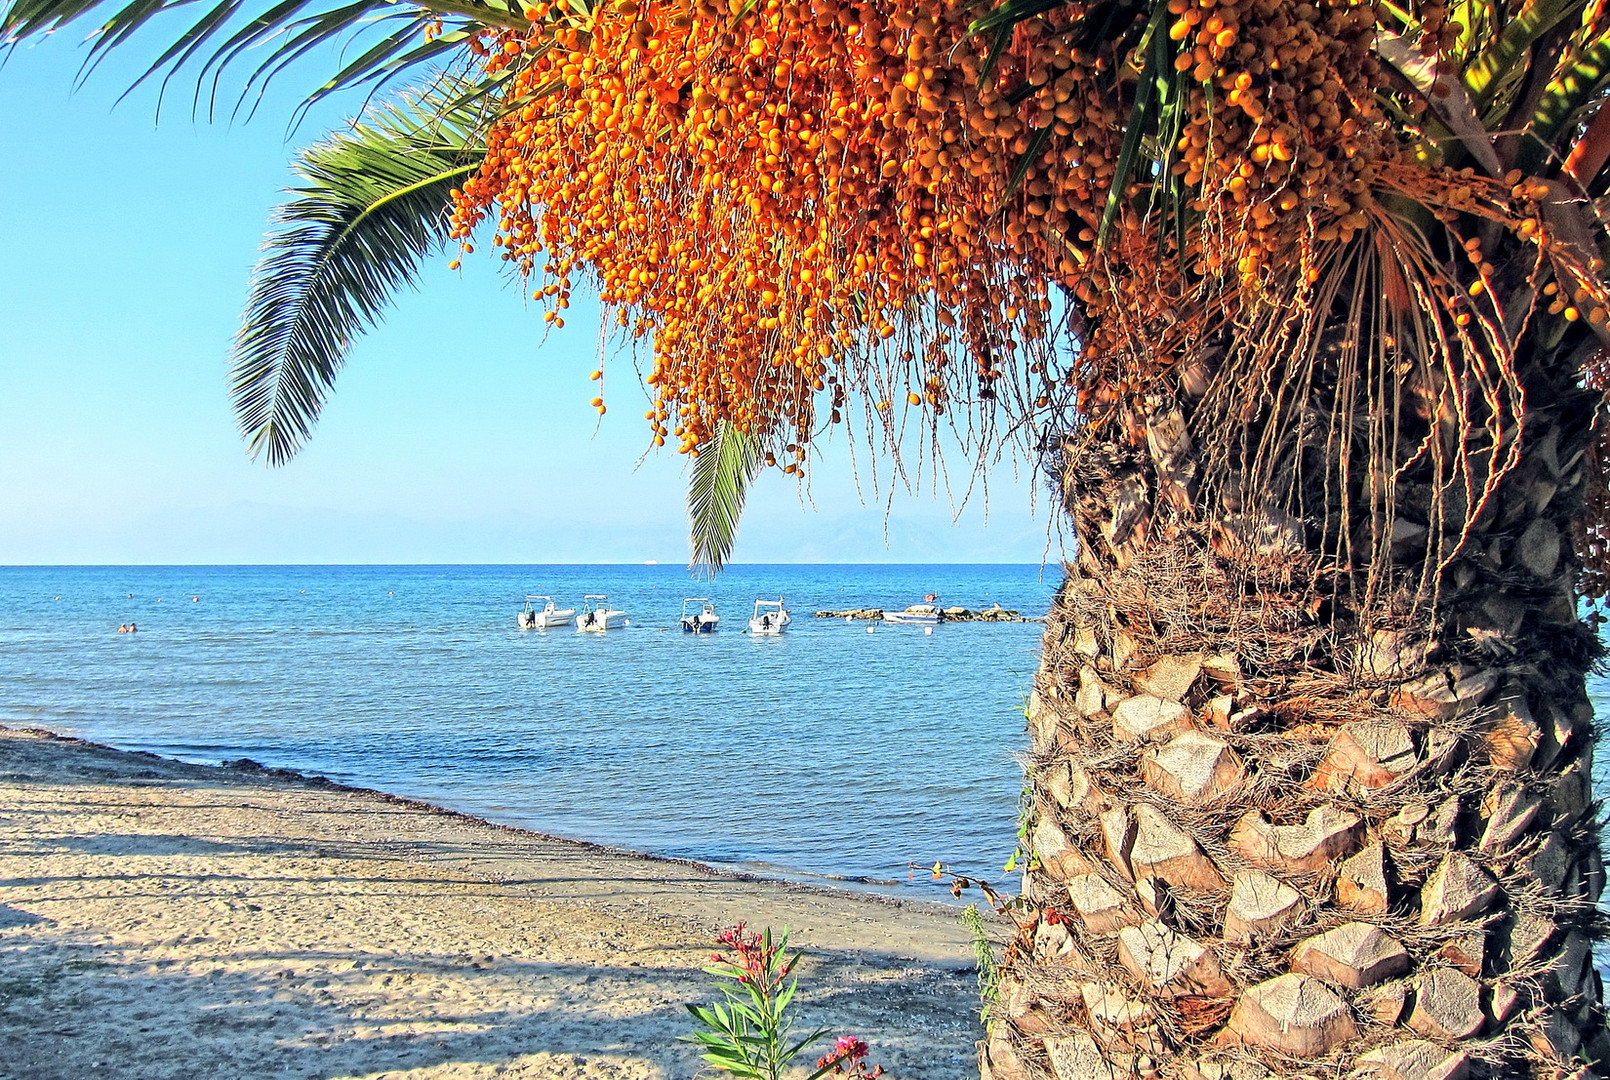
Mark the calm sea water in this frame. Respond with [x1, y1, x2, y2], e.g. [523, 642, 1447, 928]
[4, 563, 1606, 917]
[0, 564, 1055, 897]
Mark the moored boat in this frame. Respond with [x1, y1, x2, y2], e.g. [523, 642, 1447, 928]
[518, 595, 575, 629]
[680, 598, 720, 633]
[883, 594, 943, 625]
[577, 595, 628, 632]
[748, 597, 790, 635]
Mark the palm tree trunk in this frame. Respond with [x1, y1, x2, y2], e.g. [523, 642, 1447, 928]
[985, 336, 1609, 1076]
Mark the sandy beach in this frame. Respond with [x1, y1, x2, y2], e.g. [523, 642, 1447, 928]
[0, 726, 987, 1080]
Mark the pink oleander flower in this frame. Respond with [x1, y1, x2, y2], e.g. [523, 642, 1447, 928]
[817, 1036, 872, 1071]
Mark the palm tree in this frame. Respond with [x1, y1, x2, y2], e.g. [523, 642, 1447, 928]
[968, 0, 1610, 1076]
[7, 0, 1609, 1076]
[227, 84, 764, 571]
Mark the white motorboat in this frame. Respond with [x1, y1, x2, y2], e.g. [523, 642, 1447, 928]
[680, 598, 720, 633]
[748, 597, 791, 635]
[883, 594, 943, 625]
[577, 594, 627, 632]
[518, 595, 575, 629]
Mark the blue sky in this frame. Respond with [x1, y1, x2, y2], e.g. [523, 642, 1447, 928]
[0, 37, 1061, 565]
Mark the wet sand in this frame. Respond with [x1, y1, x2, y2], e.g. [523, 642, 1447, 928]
[0, 726, 986, 1080]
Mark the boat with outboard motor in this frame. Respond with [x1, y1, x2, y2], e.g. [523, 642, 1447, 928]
[577, 595, 628, 632]
[748, 598, 790, 635]
[518, 595, 575, 629]
[680, 598, 721, 633]
[883, 594, 943, 625]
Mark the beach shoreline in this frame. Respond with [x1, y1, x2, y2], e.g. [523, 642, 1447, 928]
[0, 725, 988, 1080]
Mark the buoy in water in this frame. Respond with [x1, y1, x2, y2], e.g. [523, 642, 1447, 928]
[866, 625, 875, 634]
[924, 627, 934, 635]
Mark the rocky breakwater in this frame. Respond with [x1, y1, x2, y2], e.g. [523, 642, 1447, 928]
[813, 604, 1036, 622]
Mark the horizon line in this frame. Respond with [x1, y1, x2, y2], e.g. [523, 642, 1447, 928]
[0, 560, 1061, 569]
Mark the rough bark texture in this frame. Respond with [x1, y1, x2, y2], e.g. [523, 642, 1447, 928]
[982, 338, 1609, 1077]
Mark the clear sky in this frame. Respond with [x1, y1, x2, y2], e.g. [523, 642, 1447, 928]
[0, 36, 1062, 565]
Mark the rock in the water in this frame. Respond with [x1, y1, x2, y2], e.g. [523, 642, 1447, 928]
[1112, 694, 1192, 743]
[1418, 852, 1499, 926]
[1229, 805, 1362, 874]
[1115, 919, 1232, 998]
[1290, 922, 1409, 989]
[1336, 843, 1391, 914]
[1225, 973, 1358, 1056]
[1406, 967, 1484, 1039]
[1140, 730, 1244, 802]
[1223, 870, 1303, 944]
[1128, 804, 1224, 892]
[1354, 1040, 1471, 1080]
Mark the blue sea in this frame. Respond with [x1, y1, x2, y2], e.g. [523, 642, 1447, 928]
[4, 563, 1607, 922]
[0, 564, 1056, 898]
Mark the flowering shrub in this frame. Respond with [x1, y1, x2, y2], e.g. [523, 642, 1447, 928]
[684, 925, 884, 1080]
[815, 1036, 883, 1079]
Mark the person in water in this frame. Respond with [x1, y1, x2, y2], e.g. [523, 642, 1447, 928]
[117, 624, 127, 633]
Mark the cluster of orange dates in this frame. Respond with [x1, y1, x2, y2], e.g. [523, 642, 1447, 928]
[446, 0, 1401, 462]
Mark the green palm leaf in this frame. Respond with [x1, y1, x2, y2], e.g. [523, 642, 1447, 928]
[1, 0, 528, 115]
[230, 82, 488, 464]
[687, 421, 765, 575]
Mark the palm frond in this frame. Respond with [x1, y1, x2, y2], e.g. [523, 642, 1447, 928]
[687, 421, 764, 576]
[1520, 32, 1610, 172]
[1461, 0, 1583, 116]
[0, 0, 528, 116]
[1377, 27, 1504, 174]
[1099, 0, 1170, 245]
[230, 82, 488, 465]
